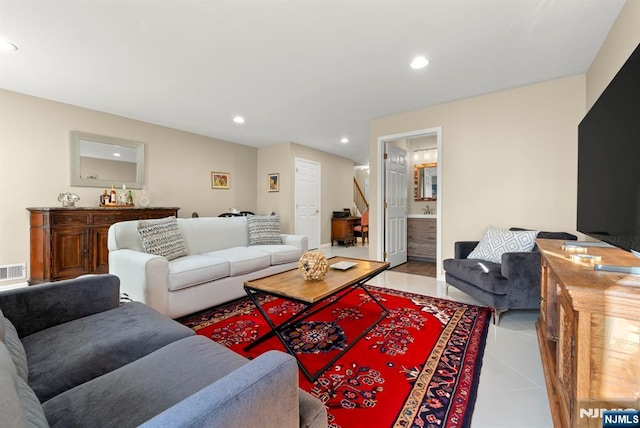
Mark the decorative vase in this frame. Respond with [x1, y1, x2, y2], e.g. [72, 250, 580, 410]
[139, 185, 150, 207]
[57, 192, 80, 207]
[297, 251, 329, 281]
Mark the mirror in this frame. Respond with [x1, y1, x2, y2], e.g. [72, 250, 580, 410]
[70, 131, 145, 189]
[414, 162, 437, 201]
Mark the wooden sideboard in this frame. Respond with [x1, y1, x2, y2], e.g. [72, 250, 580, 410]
[536, 239, 640, 428]
[407, 217, 436, 261]
[331, 217, 360, 246]
[27, 207, 179, 284]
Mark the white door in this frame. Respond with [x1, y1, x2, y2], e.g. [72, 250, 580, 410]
[295, 158, 321, 249]
[385, 144, 408, 267]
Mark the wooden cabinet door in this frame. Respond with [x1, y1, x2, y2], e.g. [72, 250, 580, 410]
[92, 226, 110, 273]
[557, 295, 575, 427]
[51, 228, 89, 279]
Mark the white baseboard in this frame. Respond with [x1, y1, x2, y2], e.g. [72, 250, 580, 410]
[0, 281, 29, 291]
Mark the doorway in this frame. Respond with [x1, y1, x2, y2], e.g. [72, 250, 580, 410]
[294, 158, 321, 249]
[376, 127, 443, 278]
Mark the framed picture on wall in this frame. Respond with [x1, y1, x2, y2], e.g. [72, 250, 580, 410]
[211, 172, 230, 189]
[268, 173, 279, 192]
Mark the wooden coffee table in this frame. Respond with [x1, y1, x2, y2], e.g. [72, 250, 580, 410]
[244, 256, 390, 381]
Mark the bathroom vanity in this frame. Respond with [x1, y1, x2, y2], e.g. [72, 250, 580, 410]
[407, 214, 437, 261]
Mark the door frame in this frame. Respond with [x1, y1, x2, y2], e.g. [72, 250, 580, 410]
[376, 127, 443, 279]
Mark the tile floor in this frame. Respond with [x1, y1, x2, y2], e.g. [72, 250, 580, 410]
[320, 244, 553, 428]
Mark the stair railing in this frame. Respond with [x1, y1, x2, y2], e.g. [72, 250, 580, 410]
[353, 177, 369, 216]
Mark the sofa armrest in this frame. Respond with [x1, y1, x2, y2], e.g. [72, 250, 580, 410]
[108, 249, 170, 314]
[0, 274, 120, 338]
[454, 241, 479, 259]
[139, 350, 302, 428]
[281, 234, 309, 252]
[501, 252, 542, 306]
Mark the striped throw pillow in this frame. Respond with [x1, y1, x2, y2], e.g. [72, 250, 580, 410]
[137, 216, 188, 261]
[247, 215, 282, 246]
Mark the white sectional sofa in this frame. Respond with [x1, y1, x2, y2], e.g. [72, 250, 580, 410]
[108, 216, 308, 318]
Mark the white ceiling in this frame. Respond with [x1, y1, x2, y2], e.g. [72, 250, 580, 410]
[0, 0, 626, 164]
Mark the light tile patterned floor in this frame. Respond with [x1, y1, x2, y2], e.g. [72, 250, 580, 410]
[320, 244, 553, 428]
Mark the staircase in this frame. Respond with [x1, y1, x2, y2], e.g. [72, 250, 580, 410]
[353, 177, 369, 216]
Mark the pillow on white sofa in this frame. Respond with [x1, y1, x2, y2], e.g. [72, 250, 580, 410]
[247, 215, 282, 246]
[467, 226, 537, 264]
[137, 216, 188, 261]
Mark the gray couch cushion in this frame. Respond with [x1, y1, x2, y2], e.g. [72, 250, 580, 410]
[3, 317, 28, 381]
[43, 336, 249, 428]
[203, 247, 271, 276]
[442, 258, 509, 295]
[0, 309, 5, 342]
[22, 302, 194, 403]
[299, 390, 328, 428]
[168, 255, 230, 291]
[15, 376, 49, 428]
[251, 245, 303, 265]
[0, 342, 28, 427]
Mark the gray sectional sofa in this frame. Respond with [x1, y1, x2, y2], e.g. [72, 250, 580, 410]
[0, 275, 327, 427]
[108, 216, 308, 318]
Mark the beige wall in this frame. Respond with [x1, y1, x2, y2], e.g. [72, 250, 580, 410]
[0, 89, 257, 285]
[256, 143, 293, 230]
[368, 0, 639, 274]
[369, 75, 586, 273]
[586, 0, 640, 109]
[257, 143, 354, 246]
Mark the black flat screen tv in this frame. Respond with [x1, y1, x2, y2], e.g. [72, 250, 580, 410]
[577, 43, 640, 255]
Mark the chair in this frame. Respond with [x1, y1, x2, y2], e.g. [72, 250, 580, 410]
[353, 210, 369, 245]
[443, 228, 577, 324]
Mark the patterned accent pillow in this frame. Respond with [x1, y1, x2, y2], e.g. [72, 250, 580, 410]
[247, 215, 282, 246]
[137, 216, 188, 261]
[467, 226, 538, 264]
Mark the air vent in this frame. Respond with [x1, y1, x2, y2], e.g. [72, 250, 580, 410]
[0, 263, 26, 282]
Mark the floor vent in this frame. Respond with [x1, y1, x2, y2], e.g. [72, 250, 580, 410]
[0, 263, 26, 282]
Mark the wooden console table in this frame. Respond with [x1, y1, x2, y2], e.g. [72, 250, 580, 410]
[27, 207, 179, 284]
[536, 239, 640, 428]
[331, 217, 360, 246]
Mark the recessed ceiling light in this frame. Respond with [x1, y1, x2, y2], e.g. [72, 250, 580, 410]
[340, 137, 349, 144]
[233, 116, 245, 124]
[0, 38, 18, 52]
[113, 152, 121, 157]
[410, 56, 429, 69]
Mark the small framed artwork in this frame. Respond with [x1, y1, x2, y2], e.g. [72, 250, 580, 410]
[211, 172, 230, 189]
[268, 173, 279, 192]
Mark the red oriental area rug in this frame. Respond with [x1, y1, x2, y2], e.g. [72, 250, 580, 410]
[179, 286, 491, 428]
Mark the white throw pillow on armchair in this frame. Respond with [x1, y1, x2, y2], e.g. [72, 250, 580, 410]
[467, 226, 538, 264]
